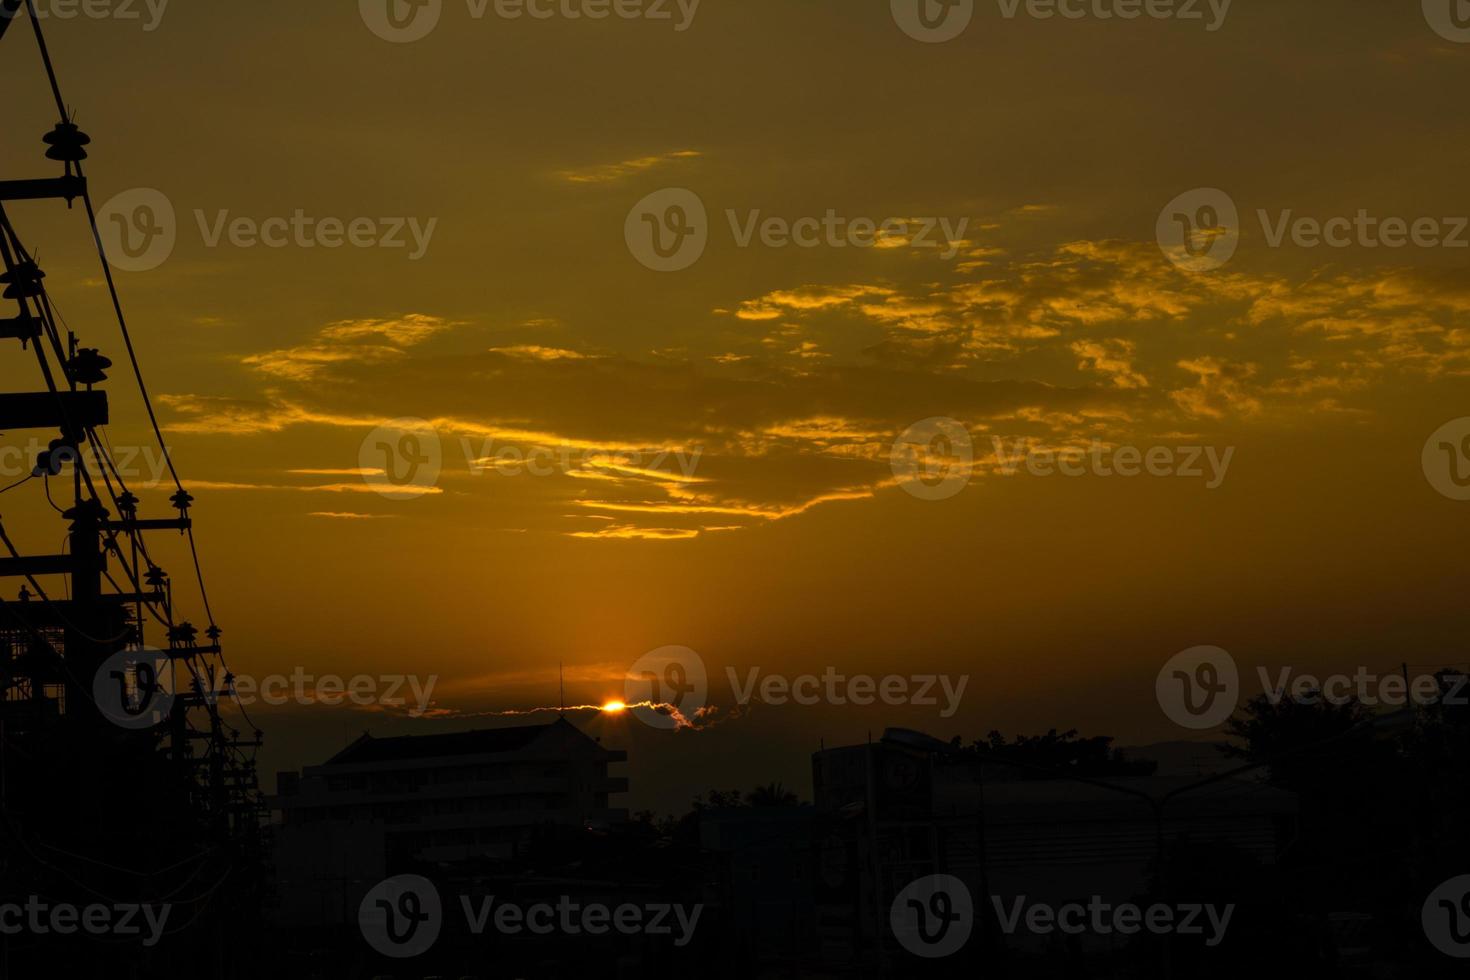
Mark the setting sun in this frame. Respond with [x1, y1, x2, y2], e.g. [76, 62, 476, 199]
[601, 701, 627, 714]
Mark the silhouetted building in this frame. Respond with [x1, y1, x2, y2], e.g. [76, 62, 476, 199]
[271, 718, 628, 927]
[698, 805, 818, 972]
[812, 729, 1298, 961]
[810, 733, 985, 970]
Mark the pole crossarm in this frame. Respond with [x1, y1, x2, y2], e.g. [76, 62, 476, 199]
[0, 176, 86, 203]
[0, 391, 108, 430]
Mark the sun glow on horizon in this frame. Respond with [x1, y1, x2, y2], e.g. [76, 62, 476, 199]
[601, 700, 627, 714]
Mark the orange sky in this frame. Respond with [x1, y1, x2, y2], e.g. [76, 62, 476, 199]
[2, 2, 1468, 810]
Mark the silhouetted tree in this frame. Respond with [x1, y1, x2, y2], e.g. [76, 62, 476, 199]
[969, 728, 1157, 779]
[745, 781, 799, 807]
[692, 788, 746, 811]
[1218, 690, 1381, 793]
[1216, 687, 1459, 967]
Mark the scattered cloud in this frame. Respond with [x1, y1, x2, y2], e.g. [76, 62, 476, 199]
[157, 227, 1470, 542]
[1171, 357, 1263, 420]
[1071, 339, 1149, 390]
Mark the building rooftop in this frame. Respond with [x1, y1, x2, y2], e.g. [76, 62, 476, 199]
[326, 719, 566, 765]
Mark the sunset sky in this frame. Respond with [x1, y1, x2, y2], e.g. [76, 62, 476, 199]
[2, 2, 1468, 810]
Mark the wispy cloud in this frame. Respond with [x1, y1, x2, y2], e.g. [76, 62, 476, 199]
[188, 479, 442, 496]
[557, 149, 701, 184]
[490, 345, 595, 361]
[242, 314, 462, 381]
[568, 524, 702, 541]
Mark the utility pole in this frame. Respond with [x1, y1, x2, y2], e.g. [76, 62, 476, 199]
[0, 8, 268, 973]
